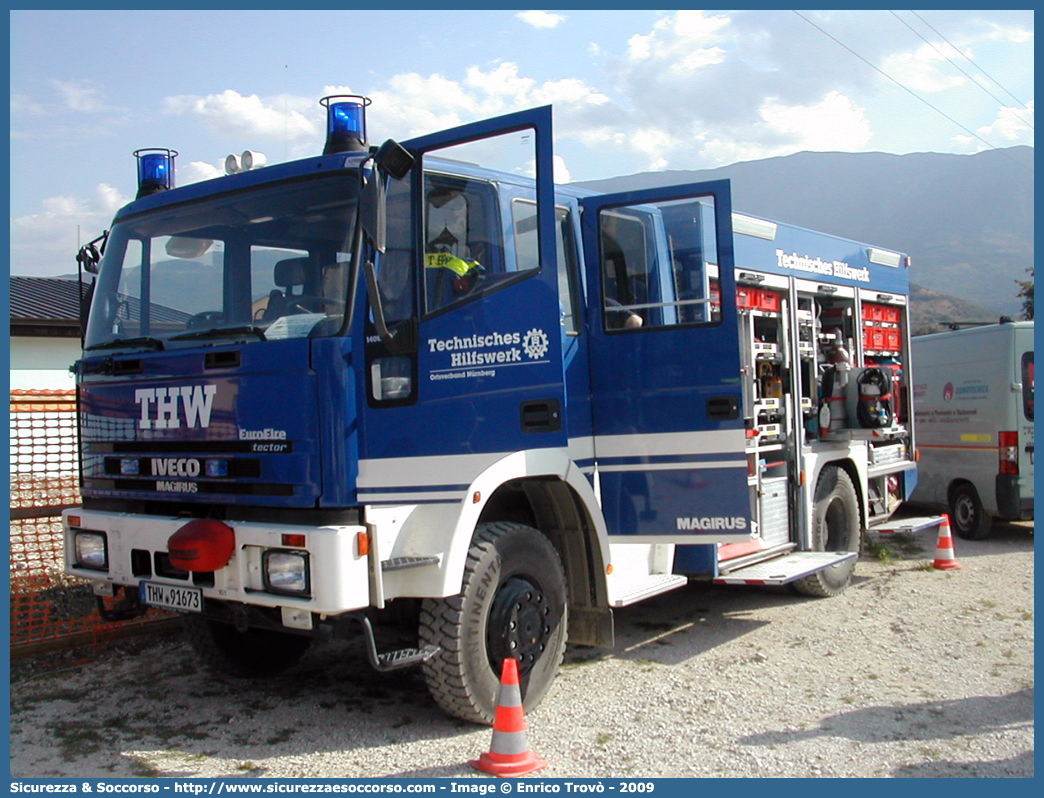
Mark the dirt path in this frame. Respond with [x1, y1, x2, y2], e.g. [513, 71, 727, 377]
[10, 517, 1033, 778]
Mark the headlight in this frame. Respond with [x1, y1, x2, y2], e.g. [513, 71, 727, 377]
[74, 531, 108, 571]
[263, 550, 310, 596]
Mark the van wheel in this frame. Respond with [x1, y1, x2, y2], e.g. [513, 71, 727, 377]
[950, 483, 992, 540]
[182, 615, 312, 677]
[793, 466, 861, 598]
[419, 522, 568, 724]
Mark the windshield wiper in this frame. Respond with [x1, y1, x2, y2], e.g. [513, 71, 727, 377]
[85, 336, 165, 352]
[169, 325, 267, 343]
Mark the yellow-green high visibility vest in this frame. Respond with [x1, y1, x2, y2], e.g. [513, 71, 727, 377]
[425, 252, 480, 277]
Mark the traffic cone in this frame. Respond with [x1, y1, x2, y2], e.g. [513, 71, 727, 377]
[932, 515, 962, 570]
[469, 658, 548, 778]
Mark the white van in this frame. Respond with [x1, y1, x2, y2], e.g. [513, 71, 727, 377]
[910, 321, 1034, 538]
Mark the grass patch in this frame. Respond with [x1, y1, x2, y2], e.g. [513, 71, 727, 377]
[48, 720, 104, 759]
[127, 756, 162, 778]
[266, 728, 296, 745]
[866, 533, 926, 563]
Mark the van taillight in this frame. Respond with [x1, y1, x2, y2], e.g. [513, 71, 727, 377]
[999, 431, 1019, 474]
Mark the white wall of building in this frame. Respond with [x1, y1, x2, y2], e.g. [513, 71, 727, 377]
[10, 337, 81, 390]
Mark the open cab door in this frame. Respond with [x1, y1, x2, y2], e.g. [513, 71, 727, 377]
[357, 107, 565, 504]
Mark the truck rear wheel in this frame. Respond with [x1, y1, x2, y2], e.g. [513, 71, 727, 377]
[793, 465, 861, 597]
[181, 614, 312, 678]
[949, 483, 993, 540]
[419, 522, 568, 724]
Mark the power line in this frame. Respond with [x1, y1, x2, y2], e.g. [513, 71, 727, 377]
[890, 10, 1032, 130]
[909, 10, 1033, 113]
[792, 10, 1032, 175]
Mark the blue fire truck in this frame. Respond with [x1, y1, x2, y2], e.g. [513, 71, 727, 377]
[65, 100, 917, 723]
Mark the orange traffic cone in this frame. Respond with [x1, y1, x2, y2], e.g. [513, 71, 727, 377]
[470, 658, 548, 778]
[932, 515, 962, 570]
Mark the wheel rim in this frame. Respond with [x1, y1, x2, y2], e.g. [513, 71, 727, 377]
[486, 576, 553, 677]
[954, 495, 974, 529]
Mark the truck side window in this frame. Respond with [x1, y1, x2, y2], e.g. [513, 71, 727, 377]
[512, 200, 579, 336]
[599, 199, 719, 332]
[423, 175, 506, 314]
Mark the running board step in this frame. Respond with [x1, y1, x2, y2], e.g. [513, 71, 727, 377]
[357, 615, 439, 672]
[713, 551, 857, 586]
[609, 573, 688, 607]
[381, 555, 440, 571]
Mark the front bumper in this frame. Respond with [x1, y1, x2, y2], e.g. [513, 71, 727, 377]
[63, 509, 371, 619]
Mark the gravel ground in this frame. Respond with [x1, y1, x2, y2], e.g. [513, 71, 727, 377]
[10, 514, 1033, 779]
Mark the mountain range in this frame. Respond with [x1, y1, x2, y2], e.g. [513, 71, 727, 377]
[573, 145, 1034, 331]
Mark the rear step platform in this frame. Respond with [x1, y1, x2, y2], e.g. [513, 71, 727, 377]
[871, 515, 946, 535]
[714, 551, 857, 586]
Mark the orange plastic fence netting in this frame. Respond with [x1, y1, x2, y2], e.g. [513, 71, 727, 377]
[10, 390, 173, 655]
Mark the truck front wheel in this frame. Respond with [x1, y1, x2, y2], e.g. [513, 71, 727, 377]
[182, 614, 312, 677]
[419, 522, 568, 724]
[793, 465, 861, 597]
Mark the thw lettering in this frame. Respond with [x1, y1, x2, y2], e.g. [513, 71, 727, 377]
[135, 385, 217, 429]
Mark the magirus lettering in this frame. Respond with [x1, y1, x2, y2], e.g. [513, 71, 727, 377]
[156, 480, 198, 493]
[135, 385, 217, 430]
[676, 516, 748, 531]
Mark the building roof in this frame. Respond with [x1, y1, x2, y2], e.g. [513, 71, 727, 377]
[11, 275, 196, 339]
[10, 276, 83, 336]
[10, 276, 83, 323]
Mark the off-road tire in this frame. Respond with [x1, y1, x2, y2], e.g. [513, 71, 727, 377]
[419, 522, 568, 724]
[949, 483, 993, 540]
[793, 465, 862, 597]
[181, 614, 312, 678]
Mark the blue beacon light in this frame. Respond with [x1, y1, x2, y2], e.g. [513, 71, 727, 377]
[321, 95, 371, 154]
[134, 148, 178, 198]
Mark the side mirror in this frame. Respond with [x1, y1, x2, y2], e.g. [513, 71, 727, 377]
[373, 139, 414, 180]
[359, 172, 386, 254]
[359, 139, 415, 255]
[77, 243, 101, 275]
[76, 231, 108, 275]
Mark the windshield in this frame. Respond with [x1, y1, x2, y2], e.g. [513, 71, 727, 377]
[84, 173, 359, 351]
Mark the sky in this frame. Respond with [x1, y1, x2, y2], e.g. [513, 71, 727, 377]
[9, 9, 1035, 278]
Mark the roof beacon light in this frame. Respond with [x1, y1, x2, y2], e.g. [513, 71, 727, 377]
[134, 148, 178, 198]
[321, 95, 371, 154]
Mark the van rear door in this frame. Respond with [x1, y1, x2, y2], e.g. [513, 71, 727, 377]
[1015, 326, 1034, 508]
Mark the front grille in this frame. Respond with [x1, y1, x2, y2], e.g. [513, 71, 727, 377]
[103, 457, 262, 478]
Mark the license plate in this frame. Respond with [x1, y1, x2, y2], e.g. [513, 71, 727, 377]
[140, 581, 203, 613]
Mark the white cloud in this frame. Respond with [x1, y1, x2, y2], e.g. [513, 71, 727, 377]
[182, 160, 225, 185]
[11, 183, 131, 276]
[516, 11, 565, 29]
[986, 22, 1033, 44]
[626, 10, 730, 65]
[50, 79, 114, 113]
[11, 93, 46, 117]
[552, 155, 571, 184]
[163, 90, 316, 141]
[760, 91, 873, 151]
[881, 44, 966, 93]
[960, 100, 1035, 149]
[982, 100, 1034, 141]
